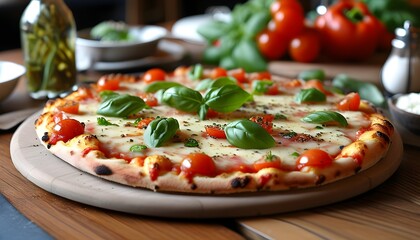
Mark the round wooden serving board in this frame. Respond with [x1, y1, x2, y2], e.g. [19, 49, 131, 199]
[10, 113, 403, 219]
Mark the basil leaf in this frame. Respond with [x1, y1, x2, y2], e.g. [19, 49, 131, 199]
[204, 84, 252, 113]
[184, 138, 199, 147]
[198, 104, 209, 121]
[188, 64, 204, 80]
[97, 117, 118, 126]
[129, 144, 147, 152]
[252, 80, 273, 95]
[144, 118, 179, 148]
[243, 11, 271, 39]
[162, 86, 203, 112]
[224, 119, 275, 149]
[298, 69, 326, 82]
[232, 39, 267, 72]
[197, 20, 231, 42]
[99, 90, 119, 100]
[302, 111, 348, 127]
[144, 81, 181, 93]
[332, 74, 385, 107]
[97, 93, 146, 118]
[220, 55, 237, 70]
[196, 77, 237, 91]
[295, 88, 326, 103]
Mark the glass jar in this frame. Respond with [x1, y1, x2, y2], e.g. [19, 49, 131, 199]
[381, 21, 420, 96]
[20, 0, 77, 99]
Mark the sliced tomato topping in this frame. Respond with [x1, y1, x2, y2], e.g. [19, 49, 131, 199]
[205, 125, 226, 139]
[296, 149, 333, 170]
[49, 119, 84, 145]
[249, 71, 272, 81]
[337, 92, 361, 111]
[249, 114, 274, 133]
[97, 76, 120, 91]
[137, 117, 155, 129]
[253, 159, 282, 172]
[138, 92, 158, 107]
[228, 68, 247, 83]
[57, 101, 79, 114]
[205, 108, 219, 119]
[266, 83, 280, 95]
[180, 153, 217, 181]
[304, 79, 332, 95]
[210, 67, 228, 79]
[142, 68, 166, 84]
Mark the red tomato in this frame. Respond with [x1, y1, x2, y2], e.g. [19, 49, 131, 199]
[205, 108, 219, 119]
[52, 111, 69, 124]
[205, 125, 226, 139]
[181, 153, 217, 178]
[97, 76, 120, 92]
[142, 68, 166, 84]
[49, 119, 84, 145]
[266, 83, 280, 95]
[137, 117, 155, 129]
[250, 114, 274, 133]
[148, 157, 173, 181]
[253, 159, 282, 172]
[269, 8, 304, 41]
[57, 101, 79, 114]
[257, 29, 288, 60]
[228, 68, 247, 83]
[138, 92, 158, 107]
[289, 28, 321, 63]
[337, 92, 361, 111]
[304, 80, 332, 95]
[270, 0, 304, 16]
[296, 149, 333, 170]
[249, 71, 272, 81]
[210, 67, 228, 79]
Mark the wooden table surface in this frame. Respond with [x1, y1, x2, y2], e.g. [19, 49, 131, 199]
[1, 48, 419, 239]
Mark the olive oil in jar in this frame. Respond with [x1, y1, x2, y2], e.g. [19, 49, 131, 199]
[20, 0, 77, 99]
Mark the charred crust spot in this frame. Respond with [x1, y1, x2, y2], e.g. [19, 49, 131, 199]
[94, 165, 113, 175]
[41, 133, 49, 142]
[315, 175, 326, 185]
[383, 119, 394, 130]
[355, 166, 362, 173]
[231, 176, 251, 189]
[376, 131, 390, 144]
[47, 144, 51, 149]
[190, 183, 197, 190]
[335, 170, 341, 177]
[70, 150, 74, 156]
[154, 185, 160, 191]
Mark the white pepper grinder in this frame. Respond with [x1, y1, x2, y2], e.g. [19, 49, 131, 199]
[381, 21, 420, 96]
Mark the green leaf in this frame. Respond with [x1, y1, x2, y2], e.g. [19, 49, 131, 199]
[252, 80, 273, 95]
[232, 39, 267, 72]
[144, 118, 180, 148]
[224, 119, 275, 149]
[298, 69, 326, 82]
[332, 74, 385, 107]
[204, 84, 252, 113]
[184, 138, 199, 147]
[144, 81, 181, 93]
[195, 77, 237, 91]
[302, 111, 348, 127]
[295, 88, 326, 103]
[188, 64, 204, 80]
[129, 144, 147, 152]
[197, 20, 232, 42]
[219, 55, 237, 70]
[97, 117, 118, 126]
[243, 11, 271, 39]
[97, 93, 146, 118]
[162, 86, 203, 112]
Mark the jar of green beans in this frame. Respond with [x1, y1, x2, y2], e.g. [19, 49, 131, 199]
[20, 0, 77, 99]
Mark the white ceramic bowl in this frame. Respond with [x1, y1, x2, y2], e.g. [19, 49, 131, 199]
[388, 94, 420, 135]
[76, 25, 168, 63]
[0, 61, 25, 102]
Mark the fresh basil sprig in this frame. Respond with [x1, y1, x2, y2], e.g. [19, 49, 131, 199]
[204, 84, 252, 113]
[188, 64, 204, 80]
[298, 69, 326, 82]
[252, 80, 273, 95]
[97, 117, 118, 126]
[224, 119, 275, 149]
[302, 111, 348, 127]
[144, 117, 180, 148]
[97, 93, 146, 118]
[144, 81, 181, 93]
[295, 88, 326, 103]
[130, 144, 147, 152]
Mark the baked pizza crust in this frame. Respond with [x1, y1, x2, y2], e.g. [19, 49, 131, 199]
[34, 69, 394, 194]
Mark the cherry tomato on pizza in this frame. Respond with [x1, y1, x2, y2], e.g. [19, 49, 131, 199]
[205, 125, 226, 139]
[337, 92, 361, 111]
[49, 119, 85, 145]
[56, 100, 79, 114]
[97, 76, 120, 91]
[256, 29, 288, 60]
[142, 68, 166, 84]
[181, 153, 217, 179]
[210, 67, 228, 79]
[296, 149, 333, 170]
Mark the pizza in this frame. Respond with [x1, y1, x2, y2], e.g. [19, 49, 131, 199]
[34, 65, 394, 194]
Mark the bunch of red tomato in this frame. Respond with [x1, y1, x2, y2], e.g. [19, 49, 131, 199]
[257, 0, 320, 63]
[257, 0, 391, 63]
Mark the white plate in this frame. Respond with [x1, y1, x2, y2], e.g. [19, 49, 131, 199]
[171, 14, 213, 44]
[10, 113, 403, 219]
[76, 40, 186, 72]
